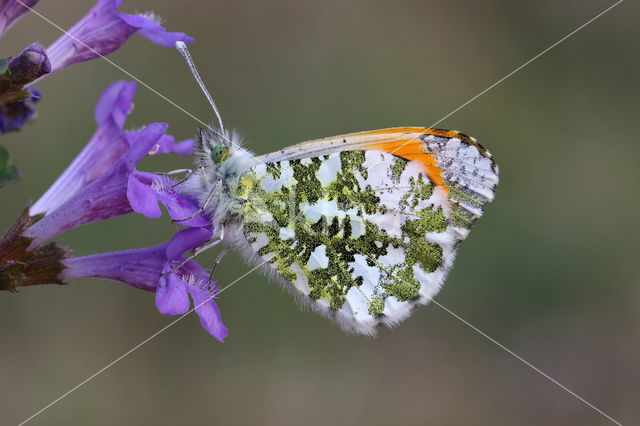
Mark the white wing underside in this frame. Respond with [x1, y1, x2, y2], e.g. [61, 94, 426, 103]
[235, 127, 498, 335]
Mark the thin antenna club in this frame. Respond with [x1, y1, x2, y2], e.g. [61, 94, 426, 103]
[175, 41, 224, 132]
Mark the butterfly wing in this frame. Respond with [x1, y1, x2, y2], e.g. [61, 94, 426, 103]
[236, 127, 498, 335]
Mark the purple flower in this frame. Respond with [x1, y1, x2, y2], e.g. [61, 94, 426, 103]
[23, 122, 171, 246]
[24, 80, 199, 245]
[0, 2, 225, 340]
[0, 87, 39, 133]
[61, 229, 227, 342]
[61, 243, 170, 293]
[2, 79, 226, 340]
[0, 0, 193, 133]
[45, 0, 193, 75]
[156, 227, 227, 341]
[31, 80, 193, 215]
[128, 172, 209, 227]
[31, 80, 137, 215]
[158, 260, 228, 342]
[7, 42, 51, 85]
[0, 0, 38, 38]
[130, 132, 193, 157]
[0, 43, 49, 133]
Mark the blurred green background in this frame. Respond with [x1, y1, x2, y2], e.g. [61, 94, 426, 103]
[1, 0, 638, 425]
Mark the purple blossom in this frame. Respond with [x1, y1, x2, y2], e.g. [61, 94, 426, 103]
[61, 228, 227, 342]
[30, 80, 193, 215]
[158, 259, 228, 342]
[26, 131, 203, 246]
[156, 228, 227, 341]
[8, 43, 51, 85]
[61, 243, 170, 293]
[31, 80, 137, 214]
[0, 2, 226, 340]
[0, 0, 193, 133]
[0, 43, 49, 133]
[24, 80, 199, 245]
[128, 172, 209, 227]
[23, 122, 173, 247]
[129, 132, 193, 157]
[26, 87, 203, 241]
[45, 0, 194, 75]
[0, 0, 38, 38]
[6, 79, 226, 340]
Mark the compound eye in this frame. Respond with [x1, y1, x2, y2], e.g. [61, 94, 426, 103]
[210, 145, 228, 164]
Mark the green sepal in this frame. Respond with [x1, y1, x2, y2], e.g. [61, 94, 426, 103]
[0, 206, 70, 292]
[14, 89, 33, 101]
[0, 145, 21, 188]
[0, 88, 33, 106]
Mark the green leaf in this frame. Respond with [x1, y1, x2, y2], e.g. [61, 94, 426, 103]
[0, 144, 21, 188]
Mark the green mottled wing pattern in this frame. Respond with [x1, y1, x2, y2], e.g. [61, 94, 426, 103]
[236, 129, 498, 335]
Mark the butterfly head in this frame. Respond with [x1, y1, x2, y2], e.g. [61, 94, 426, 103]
[209, 142, 230, 165]
[194, 125, 254, 179]
[195, 126, 232, 168]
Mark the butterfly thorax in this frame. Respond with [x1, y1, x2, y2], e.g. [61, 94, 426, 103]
[186, 127, 257, 239]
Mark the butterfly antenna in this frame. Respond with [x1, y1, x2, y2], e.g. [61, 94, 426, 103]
[175, 41, 225, 133]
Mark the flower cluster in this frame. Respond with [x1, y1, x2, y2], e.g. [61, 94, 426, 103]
[0, 0, 192, 133]
[0, 0, 227, 340]
[0, 80, 228, 341]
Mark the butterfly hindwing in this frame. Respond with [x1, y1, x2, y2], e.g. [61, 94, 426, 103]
[237, 128, 498, 335]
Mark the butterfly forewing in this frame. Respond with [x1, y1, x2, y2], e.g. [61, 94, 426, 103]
[237, 128, 498, 335]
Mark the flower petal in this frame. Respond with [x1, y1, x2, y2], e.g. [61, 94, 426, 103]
[24, 163, 132, 246]
[61, 244, 168, 292]
[127, 173, 162, 218]
[156, 190, 210, 227]
[176, 260, 227, 342]
[8, 43, 51, 85]
[156, 272, 190, 315]
[171, 139, 194, 156]
[137, 27, 194, 47]
[188, 284, 228, 342]
[25, 123, 169, 245]
[124, 122, 169, 169]
[131, 171, 210, 227]
[0, 0, 39, 38]
[145, 134, 193, 156]
[94, 80, 136, 127]
[118, 13, 194, 47]
[45, 1, 193, 74]
[31, 81, 135, 214]
[166, 227, 213, 261]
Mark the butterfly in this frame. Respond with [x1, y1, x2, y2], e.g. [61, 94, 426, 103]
[176, 42, 499, 335]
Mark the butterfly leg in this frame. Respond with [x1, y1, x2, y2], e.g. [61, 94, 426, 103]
[171, 178, 220, 223]
[208, 245, 230, 282]
[145, 168, 195, 189]
[173, 166, 211, 189]
[162, 237, 223, 275]
[150, 168, 192, 177]
[167, 168, 196, 188]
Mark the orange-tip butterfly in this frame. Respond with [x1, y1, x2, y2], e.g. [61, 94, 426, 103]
[175, 41, 498, 335]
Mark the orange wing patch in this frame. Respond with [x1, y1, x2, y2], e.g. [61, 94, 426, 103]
[366, 137, 447, 192]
